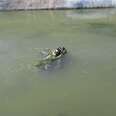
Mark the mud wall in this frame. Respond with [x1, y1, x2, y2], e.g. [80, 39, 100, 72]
[0, 0, 116, 10]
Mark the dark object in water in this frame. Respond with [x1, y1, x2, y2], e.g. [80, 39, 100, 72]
[35, 47, 67, 71]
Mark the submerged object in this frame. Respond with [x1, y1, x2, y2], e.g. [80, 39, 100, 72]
[35, 47, 67, 71]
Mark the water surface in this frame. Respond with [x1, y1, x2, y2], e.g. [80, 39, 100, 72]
[0, 9, 116, 116]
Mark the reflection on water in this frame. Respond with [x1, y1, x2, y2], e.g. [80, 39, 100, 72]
[0, 9, 116, 116]
[66, 8, 116, 19]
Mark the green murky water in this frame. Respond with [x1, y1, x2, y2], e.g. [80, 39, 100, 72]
[0, 9, 116, 116]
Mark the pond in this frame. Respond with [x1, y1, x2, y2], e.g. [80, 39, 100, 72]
[0, 9, 116, 116]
